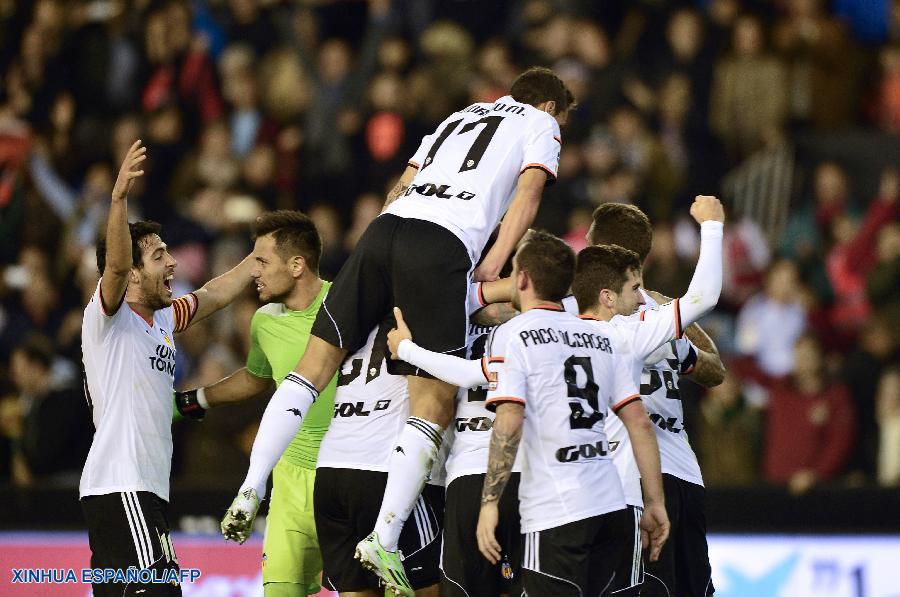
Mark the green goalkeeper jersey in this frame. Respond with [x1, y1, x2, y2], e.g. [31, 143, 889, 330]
[245, 281, 337, 469]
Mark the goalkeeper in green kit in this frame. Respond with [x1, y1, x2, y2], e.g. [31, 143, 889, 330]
[174, 210, 337, 596]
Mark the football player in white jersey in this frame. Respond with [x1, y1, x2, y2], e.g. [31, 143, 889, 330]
[226, 67, 574, 596]
[80, 141, 253, 596]
[313, 319, 445, 596]
[587, 202, 725, 596]
[476, 232, 669, 596]
[387, 300, 521, 597]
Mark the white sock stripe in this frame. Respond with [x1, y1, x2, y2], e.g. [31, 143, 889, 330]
[128, 492, 156, 568]
[120, 492, 149, 569]
[406, 417, 443, 448]
[284, 373, 318, 397]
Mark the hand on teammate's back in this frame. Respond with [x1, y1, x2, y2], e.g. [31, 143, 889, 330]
[387, 307, 412, 359]
[640, 501, 671, 562]
[689, 195, 725, 225]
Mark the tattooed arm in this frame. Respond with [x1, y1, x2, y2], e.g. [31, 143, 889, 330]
[476, 402, 524, 564]
[381, 165, 417, 212]
[682, 325, 726, 387]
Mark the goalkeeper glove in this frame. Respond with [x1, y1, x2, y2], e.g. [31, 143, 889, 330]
[174, 388, 209, 421]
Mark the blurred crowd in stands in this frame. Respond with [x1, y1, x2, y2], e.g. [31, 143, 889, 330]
[0, 0, 897, 496]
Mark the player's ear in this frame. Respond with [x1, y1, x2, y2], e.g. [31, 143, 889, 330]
[128, 267, 141, 285]
[544, 100, 556, 115]
[600, 288, 613, 308]
[518, 269, 529, 292]
[290, 255, 306, 278]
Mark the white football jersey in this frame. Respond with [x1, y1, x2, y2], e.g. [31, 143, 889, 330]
[486, 307, 637, 534]
[573, 295, 689, 507]
[316, 322, 447, 485]
[639, 294, 704, 486]
[80, 282, 196, 502]
[386, 95, 561, 262]
[445, 321, 526, 486]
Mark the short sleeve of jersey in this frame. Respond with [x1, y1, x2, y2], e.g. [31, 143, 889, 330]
[610, 351, 641, 414]
[484, 323, 526, 411]
[631, 299, 684, 359]
[469, 282, 487, 315]
[83, 280, 127, 341]
[520, 115, 561, 183]
[245, 312, 273, 379]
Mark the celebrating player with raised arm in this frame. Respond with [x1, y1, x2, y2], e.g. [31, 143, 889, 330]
[174, 211, 337, 596]
[80, 141, 253, 597]
[224, 67, 574, 596]
[586, 202, 725, 596]
[476, 232, 668, 596]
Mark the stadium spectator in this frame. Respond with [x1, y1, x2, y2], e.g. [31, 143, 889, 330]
[763, 334, 858, 494]
[9, 334, 92, 486]
[876, 368, 900, 486]
[735, 258, 807, 378]
[696, 370, 761, 486]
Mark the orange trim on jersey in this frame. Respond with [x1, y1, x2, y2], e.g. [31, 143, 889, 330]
[129, 305, 153, 327]
[639, 311, 646, 322]
[481, 357, 491, 382]
[488, 356, 505, 363]
[485, 395, 526, 406]
[579, 314, 601, 321]
[533, 305, 564, 312]
[612, 394, 641, 413]
[477, 282, 487, 307]
[408, 160, 420, 169]
[553, 135, 562, 145]
[674, 298, 683, 339]
[520, 163, 557, 181]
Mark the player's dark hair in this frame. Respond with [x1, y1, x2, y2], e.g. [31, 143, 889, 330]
[253, 210, 322, 273]
[510, 67, 575, 115]
[573, 245, 642, 311]
[13, 334, 55, 370]
[96, 220, 162, 274]
[515, 231, 575, 302]
[587, 203, 653, 262]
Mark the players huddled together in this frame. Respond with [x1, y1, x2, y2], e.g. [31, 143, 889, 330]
[82, 67, 727, 597]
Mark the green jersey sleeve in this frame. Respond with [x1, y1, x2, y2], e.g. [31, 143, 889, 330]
[246, 312, 273, 379]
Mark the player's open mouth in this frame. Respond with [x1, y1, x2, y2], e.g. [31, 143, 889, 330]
[256, 283, 264, 293]
[164, 274, 173, 293]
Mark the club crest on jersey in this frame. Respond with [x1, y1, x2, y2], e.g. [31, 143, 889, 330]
[160, 328, 173, 347]
[501, 559, 514, 580]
